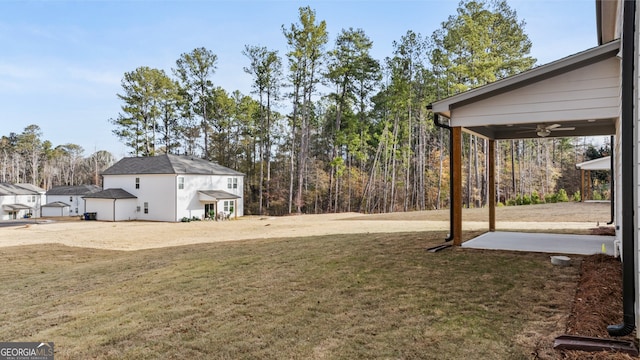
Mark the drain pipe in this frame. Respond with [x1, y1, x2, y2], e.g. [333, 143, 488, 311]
[428, 106, 454, 242]
[607, 0, 636, 337]
[607, 135, 614, 225]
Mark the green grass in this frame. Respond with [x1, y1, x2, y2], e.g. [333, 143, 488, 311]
[0, 231, 580, 359]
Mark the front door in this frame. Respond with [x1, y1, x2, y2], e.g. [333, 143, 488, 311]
[204, 203, 216, 219]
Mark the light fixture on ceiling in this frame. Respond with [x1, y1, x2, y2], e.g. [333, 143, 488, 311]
[537, 128, 552, 137]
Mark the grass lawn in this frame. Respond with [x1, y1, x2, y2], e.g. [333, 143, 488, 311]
[0, 230, 581, 359]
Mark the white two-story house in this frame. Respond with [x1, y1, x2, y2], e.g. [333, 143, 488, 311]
[0, 183, 44, 220]
[83, 154, 244, 222]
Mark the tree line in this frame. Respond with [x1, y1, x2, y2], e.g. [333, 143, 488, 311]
[1, 1, 608, 215]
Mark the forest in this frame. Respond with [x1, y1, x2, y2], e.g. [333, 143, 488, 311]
[0, 0, 611, 216]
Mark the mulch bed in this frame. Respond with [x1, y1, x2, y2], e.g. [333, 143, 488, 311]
[559, 254, 637, 359]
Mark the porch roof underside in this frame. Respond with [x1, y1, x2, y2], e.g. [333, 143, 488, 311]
[3, 204, 32, 211]
[198, 190, 240, 202]
[430, 40, 621, 140]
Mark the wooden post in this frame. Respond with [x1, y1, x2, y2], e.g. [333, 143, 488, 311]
[452, 127, 463, 246]
[488, 139, 496, 232]
[580, 170, 585, 202]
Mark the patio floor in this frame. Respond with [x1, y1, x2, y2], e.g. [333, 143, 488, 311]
[462, 231, 617, 256]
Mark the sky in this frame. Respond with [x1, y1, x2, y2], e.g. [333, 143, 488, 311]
[1, 0, 598, 159]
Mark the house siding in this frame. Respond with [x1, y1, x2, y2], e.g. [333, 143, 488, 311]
[0, 193, 39, 220]
[103, 174, 177, 222]
[42, 205, 70, 217]
[85, 198, 137, 221]
[451, 57, 621, 127]
[178, 174, 244, 220]
[47, 195, 85, 216]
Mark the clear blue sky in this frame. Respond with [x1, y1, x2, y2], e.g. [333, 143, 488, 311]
[1, 0, 597, 159]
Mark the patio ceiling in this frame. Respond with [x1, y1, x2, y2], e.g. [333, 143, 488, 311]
[430, 40, 620, 140]
[467, 118, 616, 140]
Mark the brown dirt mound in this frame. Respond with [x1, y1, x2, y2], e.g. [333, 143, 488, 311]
[560, 254, 636, 359]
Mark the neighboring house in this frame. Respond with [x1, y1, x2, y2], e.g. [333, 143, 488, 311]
[84, 154, 244, 222]
[428, 0, 638, 338]
[44, 185, 102, 216]
[0, 183, 43, 220]
[41, 201, 71, 217]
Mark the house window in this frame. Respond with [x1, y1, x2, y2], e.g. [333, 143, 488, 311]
[178, 177, 184, 190]
[70, 196, 73, 202]
[32, 195, 36, 202]
[223, 200, 235, 214]
[227, 178, 237, 189]
[136, 206, 141, 212]
[135, 177, 140, 189]
[144, 202, 149, 214]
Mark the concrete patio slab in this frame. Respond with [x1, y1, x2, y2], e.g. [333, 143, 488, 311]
[462, 231, 616, 256]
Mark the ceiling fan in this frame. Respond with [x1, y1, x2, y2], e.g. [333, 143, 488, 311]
[518, 123, 576, 137]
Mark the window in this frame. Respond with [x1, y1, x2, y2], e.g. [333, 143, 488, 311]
[70, 196, 73, 202]
[136, 206, 141, 212]
[227, 178, 237, 189]
[135, 177, 140, 189]
[144, 202, 149, 214]
[75, 208, 78, 214]
[32, 195, 36, 202]
[178, 177, 184, 190]
[223, 200, 235, 214]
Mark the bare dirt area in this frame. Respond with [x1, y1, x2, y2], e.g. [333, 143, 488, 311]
[0, 202, 611, 251]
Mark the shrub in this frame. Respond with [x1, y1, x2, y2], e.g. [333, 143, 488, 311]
[496, 202, 505, 207]
[593, 191, 603, 201]
[181, 217, 191, 222]
[531, 191, 542, 204]
[506, 199, 516, 206]
[515, 195, 523, 205]
[545, 193, 558, 203]
[572, 191, 581, 202]
[522, 194, 532, 205]
[557, 189, 569, 202]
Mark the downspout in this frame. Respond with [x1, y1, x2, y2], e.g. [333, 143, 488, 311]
[428, 105, 454, 242]
[607, 0, 636, 337]
[607, 135, 614, 225]
[113, 199, 116, 222]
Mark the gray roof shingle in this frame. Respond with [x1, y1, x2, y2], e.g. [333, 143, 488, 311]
[82, 188, 137, 199]
[102, 154, 244, 176]
[0, 183, 39, 196]
[46, 185, 102, 196]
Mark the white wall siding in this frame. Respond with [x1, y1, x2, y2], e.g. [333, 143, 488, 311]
[47, 195, 86, 216]
[451, 57, 621, 127]
[104, 174, 177, 222]
[42, 206, 69, 217]
[0, 194, 38, 220]
[178, 174, 245, 220]
[85, 198, 117, 221]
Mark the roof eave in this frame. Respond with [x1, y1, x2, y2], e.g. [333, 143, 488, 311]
[429, 39, 621, 117]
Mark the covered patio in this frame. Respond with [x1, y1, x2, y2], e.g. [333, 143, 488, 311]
[429, 39, 621, 249]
